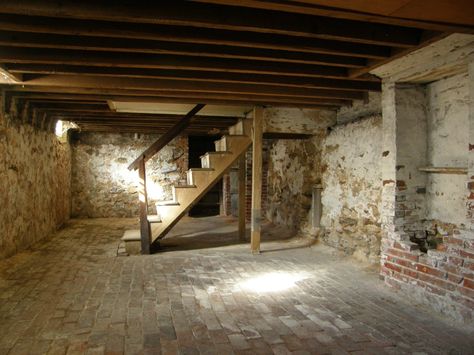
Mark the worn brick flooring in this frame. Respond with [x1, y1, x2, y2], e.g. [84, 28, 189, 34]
[0, 217, 473, 355]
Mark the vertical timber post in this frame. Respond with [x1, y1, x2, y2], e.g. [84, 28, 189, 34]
[238, 154, 246, 241]
[251, 106, 263, 253]
[138, 158, 151, 254]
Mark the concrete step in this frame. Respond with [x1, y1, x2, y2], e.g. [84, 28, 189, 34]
[121, 229, 141, 255]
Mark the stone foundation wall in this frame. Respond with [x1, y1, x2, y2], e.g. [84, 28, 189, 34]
[71, 132, 188, 218]
[320, 116, 383, 263]
[0, 114, 71, 259]
[266, 135, 323, 234]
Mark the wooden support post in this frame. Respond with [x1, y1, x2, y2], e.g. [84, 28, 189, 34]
[251, 106, 263, 253]
[138, 158, 151, 254]
[238, 154, 246, 241]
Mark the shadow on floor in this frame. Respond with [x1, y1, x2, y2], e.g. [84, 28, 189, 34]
[152, 215, 301, 253]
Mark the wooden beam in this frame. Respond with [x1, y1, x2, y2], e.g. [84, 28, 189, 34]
[193, 0, 474, 33]
[0, 31, 367, 68]
[238, 154, 246, 241]
[250, 107, 263, 254]
[0, 47, 349, 79]
[348, 31, 449, 78]
[12, 73, 365, 100]
[128, 104, 205, 171]
[0, 15, 392, 59]
[0, 2, 423, 46]
[6, 87, 340, 109]
[7, 64, 382, 91]
[138, 158, 151, 255]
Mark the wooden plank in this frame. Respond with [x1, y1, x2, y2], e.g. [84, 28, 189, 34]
[418, 166, 467, 174]
[0, 1, 422, 46]
[238, 154, 246, 241]
[0, 47, 349, 79]
[138, 159, 151, 255]
[6, 87, 339, 108]
[129, 104, 205, 171]
[7, 64, 382, 91]
[348, 31, 448, 78]
[193, 0, 474, 32]
[0, 15, 392, 59]
[250, 107, 263, 254]
[0, 31, 366, 68]
[11, 72, 366, 100]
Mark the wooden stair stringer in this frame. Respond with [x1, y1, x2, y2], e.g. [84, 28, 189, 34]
[150, 134, 252, 244]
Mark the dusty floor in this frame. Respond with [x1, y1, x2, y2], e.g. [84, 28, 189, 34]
[0, 217, 473, 355]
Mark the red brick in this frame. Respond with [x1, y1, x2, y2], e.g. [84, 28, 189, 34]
[387, 248, 419, 262]
[418, 273, 456, 292]
[422, 282, 446, 296]
[384, 262, 401, 273]
[459, 249, 474, 260]
[402, 268, 418, 279]
[464, 261, 474, 271]
[415, 264, 446, 279]
[392, 272, 409, 283]
[447, 273, 463, 284]
[458, 286, 474, 299]
[463, 278, 474, 290]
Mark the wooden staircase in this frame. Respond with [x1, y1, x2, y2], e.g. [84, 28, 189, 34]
[122, 118, 252, 254]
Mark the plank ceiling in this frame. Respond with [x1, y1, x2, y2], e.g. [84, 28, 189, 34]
[0, 0, 472, 134]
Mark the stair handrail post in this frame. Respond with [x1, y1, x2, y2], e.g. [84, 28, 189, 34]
[138, 157, 151, 254]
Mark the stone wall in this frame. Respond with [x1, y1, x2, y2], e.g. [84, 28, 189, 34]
[0, 114, 71, 259]
[266, 136, 323, 233]
[320, 116, 383, 263]
[71, 132, 188, 218]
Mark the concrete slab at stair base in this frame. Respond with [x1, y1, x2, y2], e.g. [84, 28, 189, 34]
[122, 229, 141, 255]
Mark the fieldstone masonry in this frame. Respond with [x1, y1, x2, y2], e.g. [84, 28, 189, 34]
[71, 132, 188, 218]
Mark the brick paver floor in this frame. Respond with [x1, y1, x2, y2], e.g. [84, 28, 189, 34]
[0, 217, 473, 354]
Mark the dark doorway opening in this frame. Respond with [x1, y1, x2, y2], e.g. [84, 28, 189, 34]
[188, 135, 222, 217]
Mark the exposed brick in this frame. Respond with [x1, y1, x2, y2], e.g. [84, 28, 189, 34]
[387, 248, 420, 262]
[463, 278, 474, 290]
[443, 237, 463, 246]
[447, 273, 463, 284]
[384, 262, 401, 273]
[459, 249, 474, 260]
[402, 267, 418, 279]
[415, 264, 446, 279]
[417, 273, 456, 292]
[458, 286, 474, 299]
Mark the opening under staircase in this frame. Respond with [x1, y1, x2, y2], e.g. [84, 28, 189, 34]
[122, 118, 252, 254]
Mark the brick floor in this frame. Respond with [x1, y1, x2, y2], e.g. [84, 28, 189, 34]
[0, 217, 473, 354]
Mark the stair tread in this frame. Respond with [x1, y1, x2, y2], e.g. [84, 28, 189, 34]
[147, 215, 161, 223]
[122, 229, 141, 241]
[200, 151, 232, 158]
[174, 184, 197, 188]
[156, 200, 180, 206]
[189, 168, 214, 171]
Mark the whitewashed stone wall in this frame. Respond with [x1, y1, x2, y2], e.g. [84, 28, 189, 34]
[0, 115, 71, 259]
[266, 135, 323, 233]
[321, 115, 383, 263]
[427, 73, 469, 226]
[71, 132, 188, 218]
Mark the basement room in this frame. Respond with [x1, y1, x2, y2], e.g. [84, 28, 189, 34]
[0, 1, 473, 354]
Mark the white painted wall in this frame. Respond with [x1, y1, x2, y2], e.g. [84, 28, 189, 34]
[426, 73, 469, 226]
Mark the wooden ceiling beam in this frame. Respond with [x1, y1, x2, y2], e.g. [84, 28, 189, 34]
[0, 47, 349, 79]
[192, 0, 474, 33]
[6, 64, 382, 91]
[12, 75, 360, 100]
[4, 87, 340, 109]
[0, 31, 366, 68]
[75, 125, 223, 135]
[0, 1, 422, 47]
[0, 15, 391, 59]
